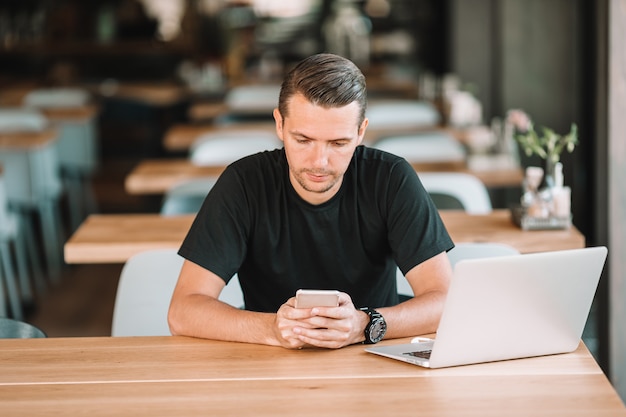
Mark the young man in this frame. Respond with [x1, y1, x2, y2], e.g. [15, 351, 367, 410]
[168, 53, 454, 349]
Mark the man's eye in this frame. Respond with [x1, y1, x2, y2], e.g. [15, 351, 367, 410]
[333, 141, 349, 147]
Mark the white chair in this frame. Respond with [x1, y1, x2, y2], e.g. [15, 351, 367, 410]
[224, 84, 280, 115]
[396, 242, 520, 299]
[371, 131, 466, 164]
[447, 242, 520, 267]
[0, 108, 48, 131]
[111, 249, 244, 337]
[160, 177, 218, 216]
[189, 130, 281, 166]
[366, 100, 441, 130]
[0, 108, 64, 283]
[23, 88, 90, 108]
[23, 87, 99, 231]
[418, 172, 492, 214]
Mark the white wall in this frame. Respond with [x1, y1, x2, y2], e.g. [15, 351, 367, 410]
[609, 0, 626, 401]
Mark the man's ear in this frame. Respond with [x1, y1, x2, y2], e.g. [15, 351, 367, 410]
[357, 117, 369, 145]
[273, 108, 284, 142]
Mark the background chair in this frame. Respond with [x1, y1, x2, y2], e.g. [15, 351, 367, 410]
[396, 242, 520, 300]
[366, 100, 441, 130]
[23, 87, 100, 231]
[160, 177, 217, 216]
[0, 168, 26, 319]
[224, 84, 281, 115]
[212, 84, 280, 125]
[0, 170, 40, 320]
[0, 107, 63, 284]
[0, 317, 46, 338]
[189, 130, 281, 166]
[111, 249, 244, 337]
[371, 131, 466, 164]
[418, 172, 492, 214]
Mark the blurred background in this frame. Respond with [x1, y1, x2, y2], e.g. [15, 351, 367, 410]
[0, 0, 623, 399]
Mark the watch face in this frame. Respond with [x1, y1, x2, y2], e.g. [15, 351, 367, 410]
[369, 318, 387, 343]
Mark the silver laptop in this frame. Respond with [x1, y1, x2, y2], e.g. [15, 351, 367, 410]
[366, 246, 608, 368]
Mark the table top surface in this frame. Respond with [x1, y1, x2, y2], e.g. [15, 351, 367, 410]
[0, 335, 624, 416]
[64, 209, 585, 264]
[124, 157, 523, 195]
[0, 128, 57, 149]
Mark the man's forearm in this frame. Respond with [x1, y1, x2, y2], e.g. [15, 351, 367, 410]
[168, 294, 280, 345]
[378, 289, 446, 339]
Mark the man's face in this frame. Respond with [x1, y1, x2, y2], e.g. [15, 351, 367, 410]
[274, 93, 368, 205]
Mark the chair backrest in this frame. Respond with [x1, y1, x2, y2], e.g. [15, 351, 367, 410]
[160, 177, 218, 216]
[225, 84, 280, 115]
[446, 242, 520, 267]
[0, 107, 47, 132]
[23, 87, 90, 108]
[371, 131, 466, 164]
[418, 172, 492, 214]
[0, 172, 12, 231]
[111, 249, 244, 337]
[189, 131, 281, 166]
[22, 88, 98, 173]
[0, 318, 46, 338]
[0, 111, 62, 204]
[396, 242, 520, 299]
[366, 100, 441, 130]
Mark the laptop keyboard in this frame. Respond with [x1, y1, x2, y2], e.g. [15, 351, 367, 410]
[404, 350, 432, 360]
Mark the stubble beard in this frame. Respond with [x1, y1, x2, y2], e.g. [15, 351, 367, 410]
[293, 169, 340, 194]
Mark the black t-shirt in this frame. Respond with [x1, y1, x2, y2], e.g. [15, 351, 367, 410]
[179, 146, 454, 312]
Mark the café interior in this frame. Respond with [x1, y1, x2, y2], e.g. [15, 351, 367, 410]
[1, 0, 626, 412]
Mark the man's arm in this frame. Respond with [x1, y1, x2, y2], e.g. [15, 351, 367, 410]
[378, 251, 452, 338]
[168, 260, 316, 348]
[284, 251, 452, 348]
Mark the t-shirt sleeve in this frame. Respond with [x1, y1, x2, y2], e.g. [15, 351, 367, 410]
[384, 160, 455, 275]
[178, 165, 250, 283]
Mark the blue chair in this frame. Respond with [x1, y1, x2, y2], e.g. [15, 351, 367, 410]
[0, 317, 46, 338]
[23, 87, 99, 231]
[0, 107, 64, 284]
[160, 177, 217, 216]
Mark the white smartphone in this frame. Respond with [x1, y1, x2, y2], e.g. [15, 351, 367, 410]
[295, 289, 340, 308]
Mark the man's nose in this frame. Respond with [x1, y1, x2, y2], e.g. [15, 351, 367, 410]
[311, 143, 330, 167]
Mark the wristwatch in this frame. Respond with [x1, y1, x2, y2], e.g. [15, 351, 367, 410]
[360, 307, 387, 344]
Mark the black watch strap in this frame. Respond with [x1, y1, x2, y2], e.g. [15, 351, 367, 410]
[360, 307, 387, 344]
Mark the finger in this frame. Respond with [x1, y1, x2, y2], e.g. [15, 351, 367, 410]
[295, 331, 350, 349]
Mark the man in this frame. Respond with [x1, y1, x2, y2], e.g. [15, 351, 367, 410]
[168, 53, 454, 349]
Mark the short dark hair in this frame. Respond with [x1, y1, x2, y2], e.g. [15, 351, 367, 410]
[278, 53, 367, 126]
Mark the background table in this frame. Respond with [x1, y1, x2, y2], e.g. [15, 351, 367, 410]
[64, 210, 586, 264]
[0, 336, 623, 416]
[125, 158, 523, 195]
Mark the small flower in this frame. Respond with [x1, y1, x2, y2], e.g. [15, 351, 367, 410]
[507, 109, 578, 163]
[506, 109, 532, 133]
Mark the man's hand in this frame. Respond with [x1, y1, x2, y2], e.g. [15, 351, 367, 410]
[273, 292, 368, 349]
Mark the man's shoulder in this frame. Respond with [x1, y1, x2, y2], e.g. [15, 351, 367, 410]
[353, 145, 411, 173]
[227, 148, 285, 175]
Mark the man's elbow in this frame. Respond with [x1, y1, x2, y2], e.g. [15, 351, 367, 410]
[167, 300, 184, 336]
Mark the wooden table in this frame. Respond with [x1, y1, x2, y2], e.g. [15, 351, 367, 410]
[64, 210, 585, 264]
[125, 158, 523, 195]
[0, 336, 623, 416]
[0, 129, 57, 149]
